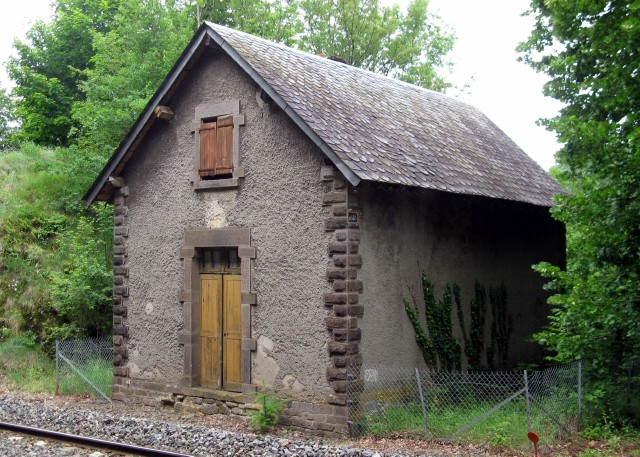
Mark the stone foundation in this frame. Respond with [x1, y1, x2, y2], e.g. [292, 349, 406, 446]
[111, 379, 348, 437]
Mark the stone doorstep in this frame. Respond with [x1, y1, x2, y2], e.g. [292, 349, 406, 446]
[181, 387, 250, 403]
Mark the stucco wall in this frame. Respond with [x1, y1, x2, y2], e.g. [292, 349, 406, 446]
[357, 182, 564, 371]
[121, 50, 332, 401]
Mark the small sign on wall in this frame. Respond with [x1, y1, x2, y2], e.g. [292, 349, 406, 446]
[348, 212, 359, 223]
[364, 368, 379, 382]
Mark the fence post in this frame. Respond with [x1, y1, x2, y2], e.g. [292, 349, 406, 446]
[55, 340, 60, 396]
[524, 370, 531, 432]
[578, 360, 582, 432]
[415, 368, 429, 436]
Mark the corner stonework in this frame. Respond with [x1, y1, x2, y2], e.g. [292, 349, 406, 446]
[112, 184, 130, 400]
[321, 166, 363, 410]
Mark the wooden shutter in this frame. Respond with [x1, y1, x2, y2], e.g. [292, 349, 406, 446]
[199, 122, 217, 177]
[215, 115, 234, 175]
[199, 116, 234, 178]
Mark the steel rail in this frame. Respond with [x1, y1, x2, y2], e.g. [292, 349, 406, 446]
[0, 421, 193, 457]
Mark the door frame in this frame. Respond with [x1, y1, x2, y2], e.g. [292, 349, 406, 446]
[178, 228, 257, 393]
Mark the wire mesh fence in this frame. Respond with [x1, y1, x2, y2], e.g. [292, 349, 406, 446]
[55, 337, 112, 401]
[347, 362, 581, 450]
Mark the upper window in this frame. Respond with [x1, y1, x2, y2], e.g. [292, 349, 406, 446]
[199, 115, 234, 179]
[192, 100, 244, 190]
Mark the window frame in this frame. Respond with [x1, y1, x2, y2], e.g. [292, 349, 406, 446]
[192, 100, 245, 190]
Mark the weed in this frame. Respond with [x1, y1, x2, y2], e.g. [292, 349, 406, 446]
[578, 449, 610, 457]
[248, 389, 287, 434]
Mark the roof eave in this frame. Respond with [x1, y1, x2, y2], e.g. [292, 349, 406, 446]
[84, 23, 360, 205]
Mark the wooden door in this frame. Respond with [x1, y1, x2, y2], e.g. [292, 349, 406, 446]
[200, 274, 222, 388]
[222, 275, 242, 391]
[199, 273, 242, 391]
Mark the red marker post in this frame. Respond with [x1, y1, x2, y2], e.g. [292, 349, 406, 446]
[527, 431, 539, 457]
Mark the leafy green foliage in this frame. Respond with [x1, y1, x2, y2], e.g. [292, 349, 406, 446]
[457, 281, 486, 370]
[248, 389, 287, 434]
[74, 0, 454, 156]
[404, 297, 436, 366]
[73, 0, 193, 154]
[0, 87, 17, 150]
[299, 0, 454, 90]
[7, 0, 121, 146]
[49, 213, 112, 343]
[193, 0, 301, 45]
[519, 0, 640, 416]
[405, 272, 461, 371]
[488, 283, 511, 370]
[0, 143, 112, 346]
[406, 274, 513, 370]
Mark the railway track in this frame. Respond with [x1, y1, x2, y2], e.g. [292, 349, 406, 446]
[0, 421, 193, 457]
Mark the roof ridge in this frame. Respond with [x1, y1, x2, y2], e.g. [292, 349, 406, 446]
[206, 22, 463, 103]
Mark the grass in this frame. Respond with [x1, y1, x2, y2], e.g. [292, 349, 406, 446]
[356, 389, 581, 449]
[355, 388, 640, 455]
[57, 357, 112, 397]
[0, 334, 56, 393]
[0, 334, 111, 398]
[576, 418, 640, 457]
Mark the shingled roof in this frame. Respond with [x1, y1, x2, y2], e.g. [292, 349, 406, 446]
[85, 22, 563, 206]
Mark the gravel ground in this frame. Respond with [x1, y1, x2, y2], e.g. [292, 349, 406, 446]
[0, 429, 125, 457]
[0, 393, 405, 456]
[0, 390, 522, 456]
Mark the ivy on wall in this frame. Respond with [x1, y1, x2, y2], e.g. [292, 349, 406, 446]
[456, 281, 487, 371]
[405, 273, 512, 371]
[488, 283, 512, 370]
[403, 298, 436, 366]
[405, 272, 461, 371]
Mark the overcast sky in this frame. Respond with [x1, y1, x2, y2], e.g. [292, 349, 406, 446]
[0, 0, 562, 169]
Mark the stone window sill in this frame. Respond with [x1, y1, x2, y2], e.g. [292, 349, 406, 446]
[193, 177, 239, 191]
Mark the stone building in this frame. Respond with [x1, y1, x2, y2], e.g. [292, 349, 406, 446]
[85, 23, 565, 436]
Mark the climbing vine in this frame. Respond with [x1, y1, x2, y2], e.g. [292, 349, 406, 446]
[405, 272, 461, 371]
[488, 283, 512, 369]
[403, 298, 436, 366]
[456, 281, 486, 371]
[405, 273, 511, 371]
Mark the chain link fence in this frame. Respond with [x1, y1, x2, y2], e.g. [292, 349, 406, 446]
[55, 337, 112, 401]
[347, 362, 581, 450]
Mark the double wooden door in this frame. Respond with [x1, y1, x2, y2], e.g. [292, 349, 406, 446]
[200, 274, 242, 391]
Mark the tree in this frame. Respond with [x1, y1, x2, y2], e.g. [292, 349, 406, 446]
[0, 87, 17, 150]
[299, 0, 454, 91]
[0, 143, 112, 346]
[7, 0, 120, 146]
[73, 0, 193, 154]
[519, 0, 640, 418]
[192, 0, 301, 45]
